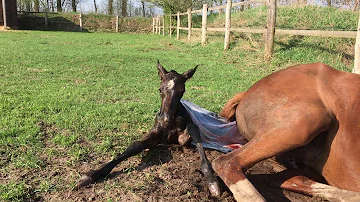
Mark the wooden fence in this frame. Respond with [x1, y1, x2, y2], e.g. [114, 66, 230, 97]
[152, 1, 360, 74]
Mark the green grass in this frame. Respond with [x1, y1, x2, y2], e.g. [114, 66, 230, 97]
[0, 6, 357, 201]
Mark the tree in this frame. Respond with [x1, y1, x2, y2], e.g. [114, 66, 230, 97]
[57, 0, 62, 11]
[141, 0, 145, 17]
[34, 0, 39, 11]
[146, 0, 192, 14]
[326, 0, 332, 6]
[25, 0, 31, 11]
[72, 0, 76, 12]
[93, 0, 98, 13]
[108, 0, 114, 14]
[353, 0, 360, 11]
[122, 0, 127, 17]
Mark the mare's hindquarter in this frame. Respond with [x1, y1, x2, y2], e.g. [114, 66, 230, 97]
[234, 63, 360, 191]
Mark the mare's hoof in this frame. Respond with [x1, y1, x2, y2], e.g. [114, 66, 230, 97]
[208, 182, 221, 197]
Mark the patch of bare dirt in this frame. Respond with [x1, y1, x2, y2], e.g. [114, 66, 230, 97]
[37, 144, 328, 202]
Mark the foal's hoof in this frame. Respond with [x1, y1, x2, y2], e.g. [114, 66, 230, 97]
[208, 182, 221, 197]
[74, 172, 95, 190]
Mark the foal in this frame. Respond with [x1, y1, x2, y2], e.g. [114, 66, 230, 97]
[76, 61, 220, 196]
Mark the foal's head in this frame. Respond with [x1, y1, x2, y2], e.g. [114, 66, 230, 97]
[156, 61, 197, 126]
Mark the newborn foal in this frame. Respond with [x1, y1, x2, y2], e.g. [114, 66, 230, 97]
[76, 61, 220, 196]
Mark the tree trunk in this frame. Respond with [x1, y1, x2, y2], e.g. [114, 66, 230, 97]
[34, 0, 40, 12]
[72, 0, 76, 12]
[354, 0, 360, 11]
[57, 0, 62, 12]
[326, 0, 332, 6]
[122, 0, 127, 17]
[239, 0, 244, 11]
[141, 1, 145, 17]
[93, 0, 98, 14]
[108, 0, 113, 15]
[26, 1, 31, 12]
[50, 0, 54, 11]
[46, 0, 49, 11]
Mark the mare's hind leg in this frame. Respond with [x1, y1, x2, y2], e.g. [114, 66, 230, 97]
[186, 123, 221, 197]
[267, 170, 360, 202]
[212, 117, 332, 202]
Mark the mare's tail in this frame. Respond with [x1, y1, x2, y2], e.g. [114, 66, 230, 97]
[220, 91, 246, 122]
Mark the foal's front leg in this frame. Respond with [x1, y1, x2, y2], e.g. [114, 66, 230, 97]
[186, 123, 221, 197]
[75, 129, 160, 189]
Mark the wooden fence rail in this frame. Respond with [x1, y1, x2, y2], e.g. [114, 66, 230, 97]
[152, 1, 360, 73]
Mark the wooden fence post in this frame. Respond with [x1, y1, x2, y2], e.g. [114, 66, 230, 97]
[353, 13, 360, 74]
[2, 0, 7, 28]
[159, 16, 162, 34]
[155, 17, 157, 33]
[79, 13, 83, 31]
[116, 15, 119, 32]
[158, 15, 161, 35]
[224, 0, 232, 50]
[177, 12, 180, 40]
[45, 11, 48, 29]
[169, 15, 172, 37]
[264, 0, 276, 61]
[188, 8, 192, 41]
[163, 16, 165, 36]
[202, 4, 208, 46]
[156, 16, 158, 34]
[152, 17, 155, 33]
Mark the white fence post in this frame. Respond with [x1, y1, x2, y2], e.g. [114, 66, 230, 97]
[188, 8, 192, 41]
[79, 13, 83, 31]
[264, 0, 277, 61]
[353, 13, 360, 74]
[177, 12, 180, 40]
[116, 15, 119, 32]
[163, 16, 165, 36]
[224, 0, 232, 50]
[152, 17, 155, 33]
[169, 15, 172, 37]
[201, 4, 208, 46]
[2, 0, 7, 28]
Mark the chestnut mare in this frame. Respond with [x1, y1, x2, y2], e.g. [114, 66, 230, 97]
[76, 61, 221, 196]
[213, 62, 360, 201]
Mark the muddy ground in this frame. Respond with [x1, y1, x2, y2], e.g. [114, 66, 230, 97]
[40, 144, 329, 202]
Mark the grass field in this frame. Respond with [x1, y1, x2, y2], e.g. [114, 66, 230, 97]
[0, 6, 357, 201]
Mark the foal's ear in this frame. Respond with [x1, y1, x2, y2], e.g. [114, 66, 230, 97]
[182, 65, 198, 81]
[157, 60, 168, 79]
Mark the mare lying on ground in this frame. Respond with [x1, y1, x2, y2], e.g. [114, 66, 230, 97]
[214, 62, 360, 201]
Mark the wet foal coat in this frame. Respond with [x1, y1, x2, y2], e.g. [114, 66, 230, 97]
[76, 62, 220, 196]
[214, 62, 360, 201]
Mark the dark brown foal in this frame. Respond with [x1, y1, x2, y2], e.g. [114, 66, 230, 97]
[75, 61, 220, 196]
